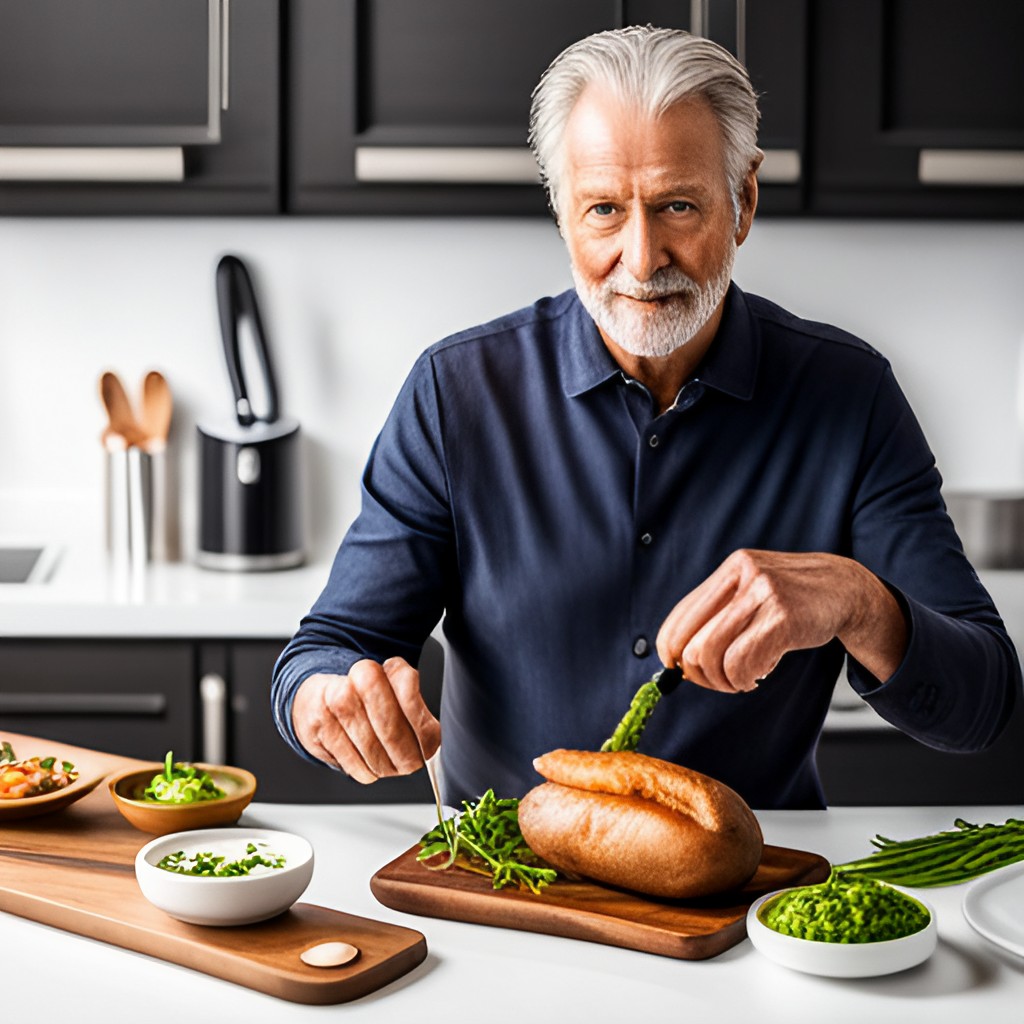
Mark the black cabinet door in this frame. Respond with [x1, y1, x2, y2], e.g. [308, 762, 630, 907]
[0, 640, 197, 760]
[817, 700, 1024, 806]
[811, 0, 1024, 217]
[627, 0, 809, 214]
[287, 0, 620, 214]
[0, 0, 281, 214]
[225, 637, 444, 803]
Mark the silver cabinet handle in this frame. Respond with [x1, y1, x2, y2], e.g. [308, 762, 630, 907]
[919, 150, 1024, 186]
[355, 146, 540, 184]
[0, 693, 166, 714]
[0, 147, 184, 182]
[200, 672, 228, 764]
[758, 148, 802, 184]
[220, 0, 231, 112]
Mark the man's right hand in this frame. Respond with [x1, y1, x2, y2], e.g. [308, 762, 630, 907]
[291, 656, 441, 784]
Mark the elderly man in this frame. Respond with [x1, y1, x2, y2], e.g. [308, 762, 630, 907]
[272, 27, 1020, 809]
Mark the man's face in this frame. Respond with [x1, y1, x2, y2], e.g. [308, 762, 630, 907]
[559, 88, 755, 359]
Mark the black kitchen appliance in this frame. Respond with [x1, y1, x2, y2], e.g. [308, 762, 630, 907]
[196, 254, 304, 571]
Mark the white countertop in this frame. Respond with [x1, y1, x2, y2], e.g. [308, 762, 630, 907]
[5, 802, 1024, 1023]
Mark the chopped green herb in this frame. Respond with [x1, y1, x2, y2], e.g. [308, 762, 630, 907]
[156, 841, 286, 876]
[418, 788, 557, 895]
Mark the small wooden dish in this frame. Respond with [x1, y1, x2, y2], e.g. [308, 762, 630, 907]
[108, 763, 257, 836]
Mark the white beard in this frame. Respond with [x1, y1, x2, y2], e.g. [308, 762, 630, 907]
[572, 244, 736, 358]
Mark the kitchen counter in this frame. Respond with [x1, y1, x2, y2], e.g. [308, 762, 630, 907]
[5, 801, 1024, 1023]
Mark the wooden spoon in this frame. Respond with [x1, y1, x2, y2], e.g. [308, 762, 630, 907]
[139, 370, 173, 453]
[99, 371, 147, 448]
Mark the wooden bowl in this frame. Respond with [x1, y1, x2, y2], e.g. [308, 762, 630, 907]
[108, 763, 257, 836]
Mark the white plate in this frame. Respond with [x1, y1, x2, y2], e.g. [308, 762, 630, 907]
[963, 862, 1024, 958]
[747, 888, 937, 978]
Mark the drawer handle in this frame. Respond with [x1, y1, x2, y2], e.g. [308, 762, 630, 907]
[0, 693, 167, 715]
[0, 147, 185, 182]
[918, 149, 1024, 187]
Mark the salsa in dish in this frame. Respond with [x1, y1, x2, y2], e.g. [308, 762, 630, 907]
[0, 740, 80, 800]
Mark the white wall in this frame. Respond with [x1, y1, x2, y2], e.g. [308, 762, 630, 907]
[1, 215, 1022, 559]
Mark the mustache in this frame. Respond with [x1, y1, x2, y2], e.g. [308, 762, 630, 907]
[603, 265, 698, 301]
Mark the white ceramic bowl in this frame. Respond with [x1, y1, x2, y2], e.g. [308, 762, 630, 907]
[746, 886, 937, 978]
[135, 827, 314, 926]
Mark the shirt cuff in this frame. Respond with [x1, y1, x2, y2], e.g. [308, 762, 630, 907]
[271, 647, 365, 768]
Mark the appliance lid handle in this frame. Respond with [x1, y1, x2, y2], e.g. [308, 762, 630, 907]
[215, 253, 280, 426]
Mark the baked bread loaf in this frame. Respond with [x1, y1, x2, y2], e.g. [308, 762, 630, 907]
[518, 749, 763, 899]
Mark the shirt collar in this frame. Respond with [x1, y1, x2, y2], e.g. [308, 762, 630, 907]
[560, 283, 760, 402]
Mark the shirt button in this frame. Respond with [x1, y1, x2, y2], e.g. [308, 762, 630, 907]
[640, 532, 653, 546]
[633, 637, 649, 657]
[648, 434, 659, 448]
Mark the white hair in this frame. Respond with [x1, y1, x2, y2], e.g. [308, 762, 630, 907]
[528, 25, 761, 220]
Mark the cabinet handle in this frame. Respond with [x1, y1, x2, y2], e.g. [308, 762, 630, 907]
[918, 150, 1024, 186]
[0, 693, 166, 715]
[220, 0, 230, 112]
[355, 147, 540, 184]
[0, 147, 184, 182]
[690, 0, 709, 37]
[200, 673, 228, 764]
[758, 148, 801, 184]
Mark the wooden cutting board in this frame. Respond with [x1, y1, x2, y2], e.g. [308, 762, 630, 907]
[0, 733, 426, 1005]
[372, 840, 831, 961]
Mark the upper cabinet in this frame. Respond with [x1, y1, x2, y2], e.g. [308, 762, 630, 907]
[286, 0, 614, 215]
[810, 0, 1024, 217]
[286, 0, 808, 215]
[1, 1, 1020, 217]
[0, 0, 280, 214]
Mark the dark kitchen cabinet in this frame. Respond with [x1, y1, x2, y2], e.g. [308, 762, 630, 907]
[0, 640, 198, 760]
[286, 0, 808, 215]
[810, 0, 1024, 217]
[286, 0, 612, 215]
[0, 0, 281, 215]
[817, 700, 1024, 806]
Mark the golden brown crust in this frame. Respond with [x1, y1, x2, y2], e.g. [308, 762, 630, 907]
[519, 749, 763, 899]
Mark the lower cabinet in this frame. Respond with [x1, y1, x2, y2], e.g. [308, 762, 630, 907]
[816, 700, 1024, 806]
[0, 635, 443, 804]
[0, 640, 197, 760]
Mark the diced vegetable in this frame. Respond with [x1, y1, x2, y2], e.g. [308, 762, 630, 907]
[143, 751, 226, 804]
[761, 870, 930, 943]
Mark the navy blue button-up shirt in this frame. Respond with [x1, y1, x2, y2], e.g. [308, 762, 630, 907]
[273, 285, 1020, 808]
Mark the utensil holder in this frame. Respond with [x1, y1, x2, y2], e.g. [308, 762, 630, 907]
[105, 446, 178, 565]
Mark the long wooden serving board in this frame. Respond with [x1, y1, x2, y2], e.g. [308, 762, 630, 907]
[372, 838, 831, 961]
[0, 733, 426, 1005]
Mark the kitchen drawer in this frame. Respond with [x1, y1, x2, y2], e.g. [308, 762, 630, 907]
[0, 639, 197, 760]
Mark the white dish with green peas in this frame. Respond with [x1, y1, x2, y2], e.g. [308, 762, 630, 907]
[135, 827, 314, 926]
[746, 872, 937, 978]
